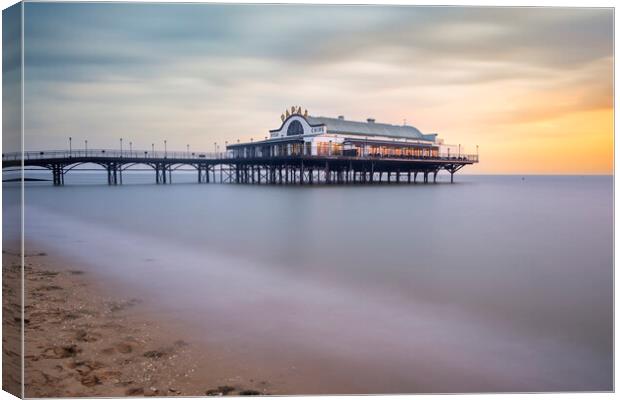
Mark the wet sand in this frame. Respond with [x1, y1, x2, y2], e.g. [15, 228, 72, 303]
[8, 250, 269, 397]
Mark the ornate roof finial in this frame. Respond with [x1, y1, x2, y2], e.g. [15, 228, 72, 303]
[285, 109, 290, 118]
[281, 113, 285, 122]
[304, 109, 308, 117]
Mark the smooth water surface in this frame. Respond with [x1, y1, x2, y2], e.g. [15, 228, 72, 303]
[8, 173, 613, 393]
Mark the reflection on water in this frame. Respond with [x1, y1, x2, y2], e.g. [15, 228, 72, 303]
[9, 174, 613, 393]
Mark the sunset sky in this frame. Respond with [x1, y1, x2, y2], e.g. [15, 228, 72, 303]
[17, 3, 613, 174]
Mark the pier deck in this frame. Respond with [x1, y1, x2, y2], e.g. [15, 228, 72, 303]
[2, 149, 478, 185]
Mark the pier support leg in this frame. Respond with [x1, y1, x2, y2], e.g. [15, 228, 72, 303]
[325, 162, 330, 184]
[52, 165, 63, 186]
[433, 171, 438, 183]
[370, 163, 374, 183]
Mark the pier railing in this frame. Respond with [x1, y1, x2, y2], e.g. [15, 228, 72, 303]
[3, 149, 479, 163]
[2, 149, 225, 161]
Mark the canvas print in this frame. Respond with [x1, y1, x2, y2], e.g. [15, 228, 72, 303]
[2, 2, 614, 398]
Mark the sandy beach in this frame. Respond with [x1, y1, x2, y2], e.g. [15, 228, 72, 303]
[2, 250, 22, 397]
[6, 250, 269, 397]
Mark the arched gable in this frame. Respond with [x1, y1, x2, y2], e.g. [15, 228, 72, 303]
[269, 115, 325, 139]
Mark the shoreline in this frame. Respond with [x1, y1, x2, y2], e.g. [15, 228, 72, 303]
[13, 250, 269, 397]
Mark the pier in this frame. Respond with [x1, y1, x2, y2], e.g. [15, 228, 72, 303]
[2, 148, 477, 186]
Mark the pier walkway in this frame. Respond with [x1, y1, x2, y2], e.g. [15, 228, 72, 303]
[2, 149, 478, 185]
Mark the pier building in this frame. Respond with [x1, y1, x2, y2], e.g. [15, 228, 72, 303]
[227, 107, 453, 159]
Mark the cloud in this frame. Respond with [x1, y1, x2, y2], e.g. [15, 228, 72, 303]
[19, 3, 613, 173]
[3, 3, 22, 152]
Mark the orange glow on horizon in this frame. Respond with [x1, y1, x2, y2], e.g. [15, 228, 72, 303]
[463, 108, 613, 175]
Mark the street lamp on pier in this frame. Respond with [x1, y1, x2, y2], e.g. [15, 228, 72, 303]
[130, 141, 133, 155]
[458, 144, 461, 159]
[151, 143, 154, 155]
[120, 138, 123, 157]
[186, 144, 190, 157]
[69, 137, 72, 157]
[85, 140, 88, 154]
[164, 140, 167, 157]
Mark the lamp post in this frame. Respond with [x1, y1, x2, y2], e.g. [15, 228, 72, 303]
[85, 140, 88, 154]
[214, 142, 217, 155]
[458, 144, 461, 159]
[164, 140, 167, 157]
[120, 138, 123, 157]
[476, 145, 479, 160]
[186, 144, 190, 157]
[151, 143, 154, 156]
[69, 137, 72, 157]
[130, 141, 133, 156]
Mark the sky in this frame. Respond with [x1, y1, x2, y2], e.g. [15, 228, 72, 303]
[13, 3, 614, 174]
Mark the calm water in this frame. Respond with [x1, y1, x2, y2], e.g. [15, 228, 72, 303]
[5, 173, 613, 393]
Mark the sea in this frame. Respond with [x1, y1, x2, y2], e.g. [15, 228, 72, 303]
[3, 172, 614, 393]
